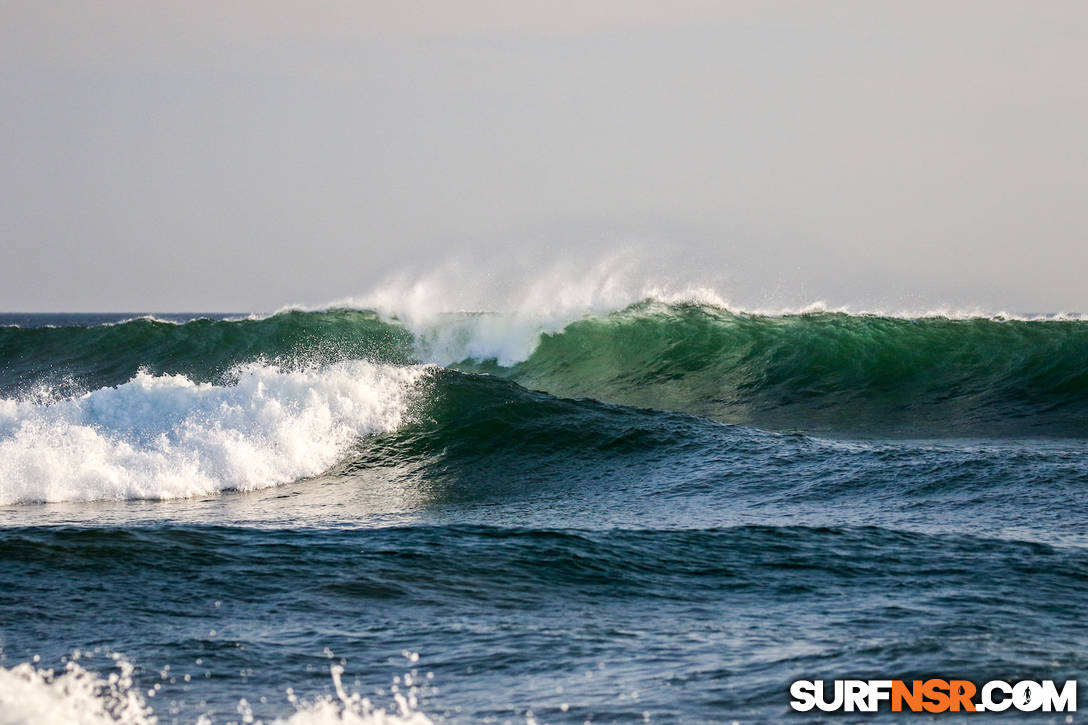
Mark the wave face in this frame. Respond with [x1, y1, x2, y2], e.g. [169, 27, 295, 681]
[4, 303, 1085, 441]
[1, 302, 1087, 505]
[0, 310, 414, 395]
[483, 302, 1088, 437]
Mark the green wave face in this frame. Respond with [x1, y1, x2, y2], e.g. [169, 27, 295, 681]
[2, 303, 1086, 437]
[0, 309, 415, 393]
[462, 304, 1088, 437]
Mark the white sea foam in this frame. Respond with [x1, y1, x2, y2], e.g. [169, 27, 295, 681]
[103, 313, 268, 326]
[0, 658, 433, 725]
[0, 361, 430, 505]
[0, 656, 153, 725]
[276, 665, 432, 725]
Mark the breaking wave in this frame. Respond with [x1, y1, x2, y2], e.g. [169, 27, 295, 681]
[2, 295, 1087, 504]
[0, 361, 429, 505]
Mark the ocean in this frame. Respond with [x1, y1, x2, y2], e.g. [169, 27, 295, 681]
[0, 302, 1086, 723]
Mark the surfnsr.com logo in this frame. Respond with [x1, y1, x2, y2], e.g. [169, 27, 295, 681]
[790, 679, 1077, 713]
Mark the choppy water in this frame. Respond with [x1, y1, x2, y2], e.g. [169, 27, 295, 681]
[1, 304, 1086, 723]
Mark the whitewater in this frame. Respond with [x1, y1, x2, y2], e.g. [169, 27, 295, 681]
[0, 361, 429, 505]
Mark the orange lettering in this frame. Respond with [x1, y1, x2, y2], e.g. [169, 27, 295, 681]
[892, 680, 924, 712]
[922, 679, 950, 713]
[948, 680, 976, 712]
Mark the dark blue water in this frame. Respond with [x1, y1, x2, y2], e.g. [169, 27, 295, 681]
[1, 307, 1086, 723]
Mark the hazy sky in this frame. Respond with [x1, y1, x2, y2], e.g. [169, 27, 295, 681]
[1, 1, 1085, 312]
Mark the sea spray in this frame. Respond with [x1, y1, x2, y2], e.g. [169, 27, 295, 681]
[0, 655, 435, 725]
